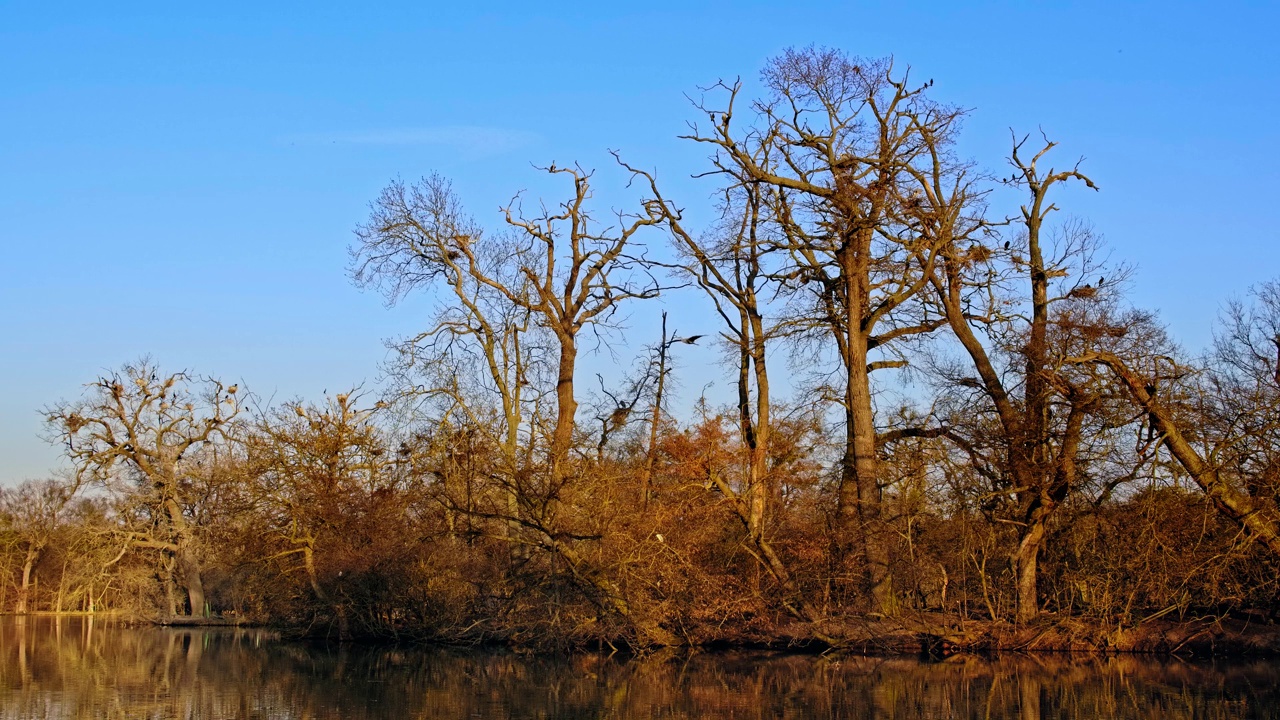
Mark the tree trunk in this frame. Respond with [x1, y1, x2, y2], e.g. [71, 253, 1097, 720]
[1013, 517, 1046, 624]
[16, 545, 38, 614]
[641, 314, 669, 508]
[551, 336, 578, 483]
[164, 554, 179, 617]
[847, 330, 891, 613]
[180, 547, 206, 617]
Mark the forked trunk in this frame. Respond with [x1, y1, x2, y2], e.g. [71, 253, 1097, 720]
[1013, 519, 1046, 624]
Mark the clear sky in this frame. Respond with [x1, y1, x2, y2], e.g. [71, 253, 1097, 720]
[3, 1, 1278, 485]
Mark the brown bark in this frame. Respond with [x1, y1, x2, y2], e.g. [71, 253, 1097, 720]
[179, 546, 206, 618]
[551, 334, 578, 484]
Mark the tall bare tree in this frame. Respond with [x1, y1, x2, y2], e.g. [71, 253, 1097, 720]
[924, 137, 1111, 622]
[680, 48, 979, 612]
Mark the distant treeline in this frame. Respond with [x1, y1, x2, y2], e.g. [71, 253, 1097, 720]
[4, 48, 1279, 647]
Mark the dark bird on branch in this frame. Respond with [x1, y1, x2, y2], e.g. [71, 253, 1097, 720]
[1003, 241, 1011, 250]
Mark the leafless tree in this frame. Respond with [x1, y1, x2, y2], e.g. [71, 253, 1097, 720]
[351, 166, 673, 642]
[677, 48, 982, 612]
[45, 359, 241, 617]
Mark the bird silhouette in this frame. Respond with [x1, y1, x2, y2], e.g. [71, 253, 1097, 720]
[679, 335, 704, 345]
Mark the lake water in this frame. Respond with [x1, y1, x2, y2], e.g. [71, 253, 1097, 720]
[1, 616, 1278, 718]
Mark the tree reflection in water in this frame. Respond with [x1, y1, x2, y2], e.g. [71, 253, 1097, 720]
[0, 617, 1275, 719]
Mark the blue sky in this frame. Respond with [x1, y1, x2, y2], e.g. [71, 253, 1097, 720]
[3, 1, 1278, 484]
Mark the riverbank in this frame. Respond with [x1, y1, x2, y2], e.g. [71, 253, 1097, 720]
[784, 611, 1280, 658]
[12, 609, 1279, 657]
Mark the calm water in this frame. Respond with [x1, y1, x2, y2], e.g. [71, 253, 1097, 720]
[1, 616, 1278, 719]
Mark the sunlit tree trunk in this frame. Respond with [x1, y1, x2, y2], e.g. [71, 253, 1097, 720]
[16, 546, 38, 614]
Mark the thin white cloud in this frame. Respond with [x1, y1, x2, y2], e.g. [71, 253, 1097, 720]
[288, 126, 540, 157]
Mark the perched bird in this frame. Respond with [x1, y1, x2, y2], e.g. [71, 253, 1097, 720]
[1003, 241, 1011, 250]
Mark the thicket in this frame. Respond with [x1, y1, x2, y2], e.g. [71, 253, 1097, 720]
[4, 48, 1279, 647]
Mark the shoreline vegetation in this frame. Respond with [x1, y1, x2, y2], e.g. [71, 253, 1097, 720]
[5, 610, 1280, 659]
[6, 48, 1280, 657]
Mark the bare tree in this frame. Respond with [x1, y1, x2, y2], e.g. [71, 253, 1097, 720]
[923, 135, 1170, 622]
[629, 166, 820, 622]
[678, 48, 979, 612]
[241, 391, 389, 634]
[45, 359, 241, 617]
[352, 166, 672, 642]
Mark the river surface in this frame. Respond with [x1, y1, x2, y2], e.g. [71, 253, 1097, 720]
[1, 616, 1278, 718]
